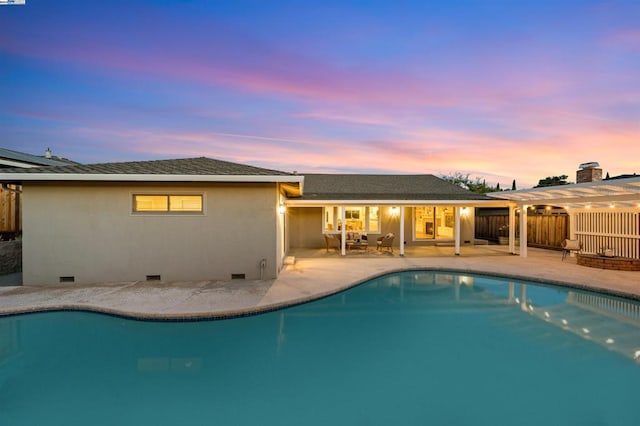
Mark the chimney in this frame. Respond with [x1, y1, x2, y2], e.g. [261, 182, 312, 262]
[45, 148, 52, 159]
[576, 162, 602, 183]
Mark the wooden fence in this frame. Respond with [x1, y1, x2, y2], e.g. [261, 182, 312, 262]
[0, 185, 21, 239]
[475, 213, 569, 249]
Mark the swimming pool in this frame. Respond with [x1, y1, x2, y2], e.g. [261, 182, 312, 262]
[1, 271, 639, 425]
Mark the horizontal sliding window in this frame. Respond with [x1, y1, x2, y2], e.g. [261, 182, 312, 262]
[133, 194, 203, 214]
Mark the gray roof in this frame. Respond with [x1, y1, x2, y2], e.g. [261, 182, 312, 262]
[0, 147, 76, 167]
[299, 174, 491, 201]
[0, 156, 294, 176]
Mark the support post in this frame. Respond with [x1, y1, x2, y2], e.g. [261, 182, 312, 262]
[454, 206, 461, 256]
[568, 209, 577, 257]
[508, 204, 516, 254]
[341, 206, 346, 256]
[519, 204, 528, 257]
[399, 206, 405, 256]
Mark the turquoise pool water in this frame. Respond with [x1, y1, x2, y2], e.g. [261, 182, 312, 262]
[1, 271, 639, 425]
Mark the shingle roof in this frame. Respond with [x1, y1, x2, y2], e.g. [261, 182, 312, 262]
[299, 174, 491, 201]
[0, 147, 76, 167]
[0, 156, 294, 176]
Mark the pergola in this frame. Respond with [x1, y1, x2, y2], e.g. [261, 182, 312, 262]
[488, 176, 640, 258]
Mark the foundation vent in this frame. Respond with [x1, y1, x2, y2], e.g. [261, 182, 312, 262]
[59, 276, 75, 283]
[146, 275, 162, 281]
[231, 273, 246, 280]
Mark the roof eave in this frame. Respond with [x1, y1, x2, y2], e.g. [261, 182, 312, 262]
[285, 199, 509, 207]
[0, 173, 305, 184]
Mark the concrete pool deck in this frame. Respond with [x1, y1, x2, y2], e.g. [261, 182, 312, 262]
[0, 246, 638, 320]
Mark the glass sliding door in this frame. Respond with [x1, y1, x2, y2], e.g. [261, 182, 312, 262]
[414, 207, 454, 240]
[415, 207, 435, 239]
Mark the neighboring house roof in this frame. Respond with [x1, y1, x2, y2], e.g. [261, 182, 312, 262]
[488, 175, 640, 208]
[0, 147, 77, 168]
[606, 173, 639, 181]
[290, 174, 495, 204]
[0, 157, 304, 190]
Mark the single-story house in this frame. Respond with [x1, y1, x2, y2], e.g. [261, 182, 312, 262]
[0, 156, 507, 285]
[0, 157, 303, 285]
[0, 147, 76, 169]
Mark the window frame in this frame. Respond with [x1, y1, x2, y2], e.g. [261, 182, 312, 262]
[322, 206, 381, 234]
[131, 193, 206, 215]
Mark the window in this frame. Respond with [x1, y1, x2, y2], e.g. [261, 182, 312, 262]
[133, 194, 203, 214]
[323, 206, 380, 233]
[368, 206, 379, 232]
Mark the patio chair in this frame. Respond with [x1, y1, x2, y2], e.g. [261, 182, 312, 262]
[561, 239, 582, 260]
[377, 233, 395, 253]
[324, 234, 340, 252]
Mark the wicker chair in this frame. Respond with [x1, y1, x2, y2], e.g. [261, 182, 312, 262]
[376, 233, 395, 253]
[324, 234, 340, 252]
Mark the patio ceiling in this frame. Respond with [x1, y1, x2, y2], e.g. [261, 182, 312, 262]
[488, 176, 640, 209]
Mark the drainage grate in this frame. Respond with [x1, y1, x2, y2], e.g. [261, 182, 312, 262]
[59, 276, 75, 283]
[146, 275, 162, 281]
[231, 273, 245, 280]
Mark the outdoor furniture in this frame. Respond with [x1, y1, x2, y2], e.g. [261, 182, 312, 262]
[377, 233, 395, 252]
[347, 240, 369, 251]
[324, 234, 340, 252]
[561, 239, 582, 260]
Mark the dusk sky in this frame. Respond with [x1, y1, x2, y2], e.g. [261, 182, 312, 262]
[1, 0, 639, 187]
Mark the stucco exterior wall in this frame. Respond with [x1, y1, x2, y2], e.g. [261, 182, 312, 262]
[22, 182, 280, 285]
[288, 207, 324, 248]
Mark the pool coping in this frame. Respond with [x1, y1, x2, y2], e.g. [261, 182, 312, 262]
[1, 260, 639, 321]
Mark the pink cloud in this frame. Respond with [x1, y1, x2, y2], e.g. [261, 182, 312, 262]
[0, 22, 576, 112]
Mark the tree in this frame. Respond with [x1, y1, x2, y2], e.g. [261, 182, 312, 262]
[440, 172, 501, 194]
[605, 172, 610, 179]
[511, 179, 516, 190]
[534, 175, 571, 187]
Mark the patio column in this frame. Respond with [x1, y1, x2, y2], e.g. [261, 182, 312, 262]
[568, 209, 577, 257]
[519, 204, 528, 257]
[341, 206, 346, 256]
[399, 206, 405, 256]
[454, 206, 461, 255]
[508, 205, 516, 255]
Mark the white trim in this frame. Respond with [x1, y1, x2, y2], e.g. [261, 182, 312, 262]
[454, 207, 461, 255]
[488, 176, 640, 208]
[340, 207, 346, 256]
[400, 206, 405, 256]
[285, 199, 507, 207]
[0, 173, 305, 184]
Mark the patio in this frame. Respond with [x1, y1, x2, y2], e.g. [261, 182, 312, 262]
[0, 246, 638, 320]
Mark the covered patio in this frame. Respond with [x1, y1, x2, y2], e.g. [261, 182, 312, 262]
[286, 173, 509, 257]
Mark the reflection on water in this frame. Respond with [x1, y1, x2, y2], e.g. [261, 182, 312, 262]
[1, 272, 640, 426]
